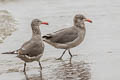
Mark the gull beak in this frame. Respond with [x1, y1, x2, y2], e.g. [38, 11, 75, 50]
[85, 19, 92, 23]
[41, 22, 49, 25]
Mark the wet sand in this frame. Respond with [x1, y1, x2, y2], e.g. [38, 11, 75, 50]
[0, 0, 120, 80]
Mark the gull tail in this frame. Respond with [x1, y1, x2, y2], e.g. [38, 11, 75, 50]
[2, 50, 18, 54]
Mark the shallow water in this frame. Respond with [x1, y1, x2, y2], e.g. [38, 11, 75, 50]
[0, 0, 120, 80]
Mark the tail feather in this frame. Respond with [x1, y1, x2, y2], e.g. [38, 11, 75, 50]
[2, 50, 18, 54]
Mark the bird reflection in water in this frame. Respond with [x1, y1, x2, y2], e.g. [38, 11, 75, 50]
[24, 71, 43, 80]
[23, 58, 90, 80]
[54, 59, 91, 80]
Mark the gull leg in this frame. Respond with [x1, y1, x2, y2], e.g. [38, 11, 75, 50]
[38, 61, 42, 80]
[56, 49, 67, 60]
[23, 62, 26, 72]
[38, 61, 42, 70]
[68, 49, 73, 58]
[68, 50, 73, 64]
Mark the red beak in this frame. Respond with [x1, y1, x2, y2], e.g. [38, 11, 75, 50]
[85, 19, 92, 23]
[41, 22, 49, 25]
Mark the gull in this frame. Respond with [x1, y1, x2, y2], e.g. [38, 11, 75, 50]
[42, 14, 92, 60]
[2, 19, 48, 72]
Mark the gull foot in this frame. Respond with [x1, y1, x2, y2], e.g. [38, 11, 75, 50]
[56, 57, 62, 60]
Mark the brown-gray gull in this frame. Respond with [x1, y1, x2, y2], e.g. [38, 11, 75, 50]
[2, 19, 48, 72]
[42, 14, 92, 60]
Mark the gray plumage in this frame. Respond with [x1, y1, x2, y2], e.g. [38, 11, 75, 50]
[19, 36, 44, 57]
[43, 27, 78, 44]
[17, 19, 45, 62]
[2, 19, 48, 72]
[42, 14, 92, 60]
